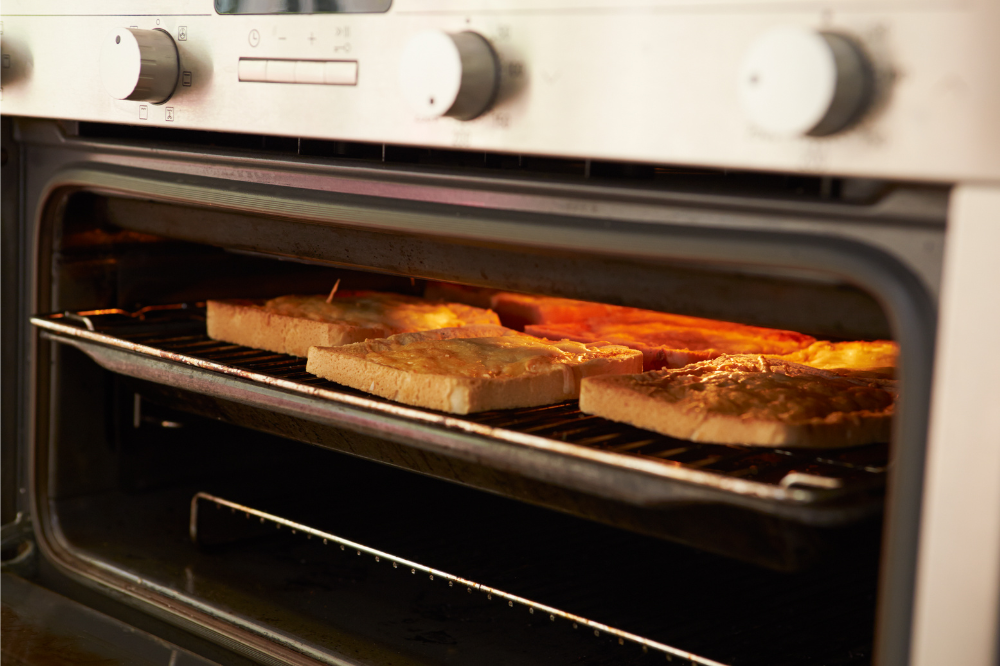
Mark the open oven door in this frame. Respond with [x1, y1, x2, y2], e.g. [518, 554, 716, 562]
[2, 573, 221, 666]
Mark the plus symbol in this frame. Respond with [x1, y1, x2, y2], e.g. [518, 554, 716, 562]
[308, 33, 316, 45]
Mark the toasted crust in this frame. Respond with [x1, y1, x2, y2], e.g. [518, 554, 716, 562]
[579, 355, 894, 448]
[206, 293, 500, 357]
[306, 327, 643, 414]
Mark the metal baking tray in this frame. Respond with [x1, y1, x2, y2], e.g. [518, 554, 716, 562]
[32, 304, 887, 527]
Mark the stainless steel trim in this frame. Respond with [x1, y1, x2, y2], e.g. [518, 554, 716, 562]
[910, 184, 1000, 666]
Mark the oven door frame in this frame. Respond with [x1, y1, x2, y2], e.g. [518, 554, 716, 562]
[5, 117, 970, 666]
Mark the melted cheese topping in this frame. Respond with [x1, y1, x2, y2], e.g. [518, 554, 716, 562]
[637, 356, 894, 423]
[364, 337, 610, 379]
[265, 294, 477, 331]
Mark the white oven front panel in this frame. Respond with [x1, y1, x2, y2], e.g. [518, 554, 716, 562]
[2, 1, 998, 177]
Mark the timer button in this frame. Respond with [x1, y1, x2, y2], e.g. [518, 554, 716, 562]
[100, 28, 179, 103]
[398, 30, 500, 121]
[738, 26, 873, 137]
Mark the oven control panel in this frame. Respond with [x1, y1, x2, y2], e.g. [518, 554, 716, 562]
[1, 0, 998, 182]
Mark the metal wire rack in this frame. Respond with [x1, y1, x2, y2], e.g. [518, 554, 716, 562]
[190, 491, 728, 665]
[32, 304, 888, 516]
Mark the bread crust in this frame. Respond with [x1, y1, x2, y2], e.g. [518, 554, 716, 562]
[579, 355, 894, 448]
[306, 327, 643, 414]
[206, 294, 500, 357]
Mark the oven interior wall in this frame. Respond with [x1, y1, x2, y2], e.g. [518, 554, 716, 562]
[97, 194, 895, 343]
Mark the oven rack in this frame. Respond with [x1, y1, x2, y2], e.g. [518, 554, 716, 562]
[190, 491, 728, 665]
[31, 305, 887, 525]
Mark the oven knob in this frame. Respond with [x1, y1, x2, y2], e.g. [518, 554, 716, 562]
[100, 28, 180, 104]
[738, 27, 873, 137]
[398, 30, 500, 121]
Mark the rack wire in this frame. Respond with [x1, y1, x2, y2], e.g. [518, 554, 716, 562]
[190, 491, 728, 665]
[32, 304, 888, 513]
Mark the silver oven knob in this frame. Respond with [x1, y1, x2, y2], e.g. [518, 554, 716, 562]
[398, 30, 500, 121]
[100, 28, 179, 103]
[738, 27, 872, 137]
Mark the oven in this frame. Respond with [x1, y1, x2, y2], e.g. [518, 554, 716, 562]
[2, 2, 999, 666]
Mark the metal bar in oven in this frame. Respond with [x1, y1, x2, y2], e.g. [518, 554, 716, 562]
[189, 492, 729, 666]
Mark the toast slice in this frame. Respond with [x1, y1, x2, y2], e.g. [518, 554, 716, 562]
[487, 292, 624, 330]
[775, 340, 898, 381]
[423, 282, 498, 310]
[579, 354, 895, 448]
[423, 284, 621, 330]
[306, 327, 643, 414]
[422, 285, 817, 371]
[527, 311, 815, 371]
[207, 292, 500, 357]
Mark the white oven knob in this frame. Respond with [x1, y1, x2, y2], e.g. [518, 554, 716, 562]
[100, 28, 180, 104]
[738, 27, 872, 137]
[398, 30, 500, 121]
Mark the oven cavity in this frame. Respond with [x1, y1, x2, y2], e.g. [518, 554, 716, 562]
[29, 175, 930, 666]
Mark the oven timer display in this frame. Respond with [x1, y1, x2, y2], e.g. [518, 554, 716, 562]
[215, 0, 391, 14]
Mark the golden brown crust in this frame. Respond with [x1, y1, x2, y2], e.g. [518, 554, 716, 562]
[206, 293, 500, 357]
[306, 327, 643, 414]
[579, 354, 894, 448]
